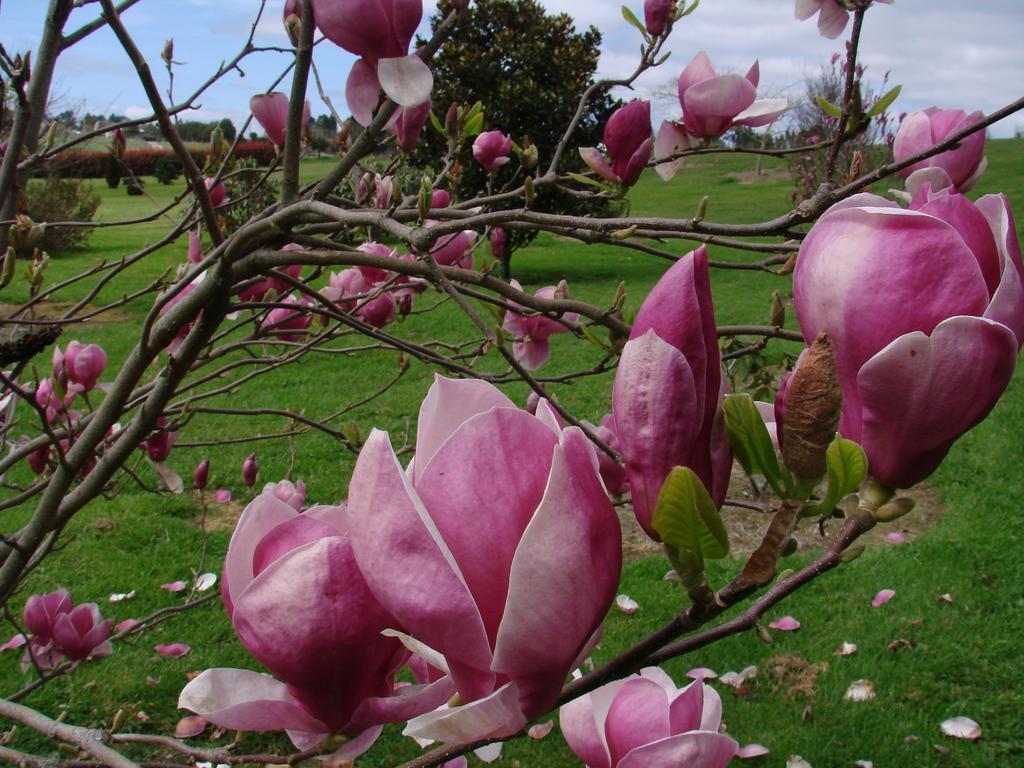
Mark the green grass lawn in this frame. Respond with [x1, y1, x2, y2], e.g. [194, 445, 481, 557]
[2, 141, 1023, 766]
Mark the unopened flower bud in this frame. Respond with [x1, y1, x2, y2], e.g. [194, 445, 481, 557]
[194, 459, 210, 490]
[780, 332, 842, 485]
[874, 496, 915, 523]
[770, 290, 785, 328]
[242, 453, 258, 487]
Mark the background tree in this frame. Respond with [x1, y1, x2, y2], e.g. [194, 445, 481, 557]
[414, 0, 623, 275]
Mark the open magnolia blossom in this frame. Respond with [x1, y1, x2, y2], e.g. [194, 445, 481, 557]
[560, 666, 760, 767]
[674, 52, 787, 140]
[344, 375, 622, 746]
[793, 189, 1023, 488]
[579, 100, 653, 189]
[22, 589, 112, 670]
[501, 280, 578, 370]
[313, 0, 434, 123]
[179, 492, 417, 756]
[612, 245, 732, 538]
[893, 107, 987, 195]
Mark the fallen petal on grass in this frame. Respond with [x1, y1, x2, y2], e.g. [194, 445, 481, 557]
[844, 679, 877, 702]
[736, 743, 770, 758]
[108, 590, 136, 602]
[940, 716, 982, 740]
[194, 572, 217, 592]
[174, 715, 207, 738]
[786, 756, 813, 768]
[161, 580, 187, 592]
[527, 721, 553, 739]
[154, 643, 191, 658]
[114, 619, 140, 633]
[939, 593, 954, 603]
[615, 594, 639, 614]
[769, 616, 801, 631]
[686, 666, 718, 680]
[885, 532, 906, 544]
[872, 589, 896, 608]
[663, 569, 682, 582]
[0, 634, 26, 652]
[214, 489, 232, 503]
[720, 665, 758, 688]
[833, 641, 858, 657]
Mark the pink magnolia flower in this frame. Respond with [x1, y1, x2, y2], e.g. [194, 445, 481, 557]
[501, 280, 578, 370]
[317, 0, 433, 122]
[23, 590, 72, 645]
[51, 603, 113, 660]
[675, 52, 786, 139]
[583, 415, 628, 495]
[390, 99, 431, 151]
[894, 107, 987, 194]
[793, 189, 1023, 488]
[143, 416, 177, 462]
[612, 246, 733, 538]
[490, 227, 506, 260]
[64, 341, 107, 391]
[179, 491, 418, 755]
[263, 479, 307, 510]
[472, 130, 513, 172]
[426, 226, 477, 269]
[259, 296, 313, 342]
[580, 100, 653, 188]
[795, 0, 893, 40]
[345, 375, 622, 745]
[644, 0, 672, 36]
[204, 177, 226, 207]
[560, 667, 739, 767]
[250, 92, 311, 147]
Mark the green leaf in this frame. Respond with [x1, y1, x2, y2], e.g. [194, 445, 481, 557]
[462, 113, 484, 138]
[867, 84, 902, 117]
[807, 437, 867, 516]
[567, 172, 613, 192]
[428, 110, 444, 136]
[463, 101, 483, 123]
[580, 325, 609, 350]
[816, 95, 842, 119]
[652, 466, 730, 564]
[723, 393, 788, 496]
[621, 5, 646, 33]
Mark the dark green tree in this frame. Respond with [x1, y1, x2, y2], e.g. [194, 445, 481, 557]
[413, 0, 622, 275]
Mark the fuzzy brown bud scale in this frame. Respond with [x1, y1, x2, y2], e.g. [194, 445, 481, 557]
[781, 332, 842, 485]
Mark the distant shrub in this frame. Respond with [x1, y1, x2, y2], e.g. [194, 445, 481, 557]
[24, 175, 101, 253]
[220, 158, 281, 234]
[125, 176, 145, 196]
[153, 156, 181, 185]
[49, 142, 276, 179]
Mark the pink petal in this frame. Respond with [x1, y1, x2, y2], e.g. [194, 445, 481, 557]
[857, 316, 1017, 487]
[871, 589, 896, 608]
[345, 58, 382, 126]
[682, 74, 756, 138]
[617, 731, 740, 768]
[161, 580, 188, 592]
[612, 331, 699, 538]
[513, 337, 552, 370]
[403, 682, 527, 744]
[322, 725, 384, 761]
[0, 634, 26, 652]
[414, 375, 515, 485]
[174, 715, 207, 739]
[528, 720, 554, 739]
[885, 533, 906, 544]
[560, 690, 614, 768]
[605, 678, 672, 766]
[736, 743, 770, 759]
[491, 428, 622, 719]
[686, 667, 717, 681]
[346, 429, 495, 702]
[353, 676, 457, 724]
[768, 616, 800, 631]
[222, 492, 299, 614]
[579, 147, 619, 184]
[155, 643, 191, 658]
[415, 408, 558, 644]
[677, 51, 717, 102]
[615, 594, 639, 614]
[249, 92, 289, 147]
[653, 121, 690, 181]
[214, 489, 232, 502]
[114, 619, 140, 633]
[377, 54, 433, 108]
[816, 0, 849, 39]
[976, 193, 1024, 345]
[940, 716, 982, 740]
[178, 668, 327, 733]
[734, 98, 788, 129]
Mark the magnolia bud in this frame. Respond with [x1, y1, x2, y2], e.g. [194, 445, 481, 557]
[444, 101, 460, 140]
[770, 290, 785, 328]
[242, 453, 258, 487]
[779, 252, 797, 275]
[194, 459, 210, 490]
[874, 496, 915, 523]
[780, 332, 842, 485]
[161, 39, 174, 66]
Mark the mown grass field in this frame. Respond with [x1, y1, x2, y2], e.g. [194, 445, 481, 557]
[1, 140, 1022, 767]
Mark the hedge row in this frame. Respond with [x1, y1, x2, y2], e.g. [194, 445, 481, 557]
[49, 141, 277, 178]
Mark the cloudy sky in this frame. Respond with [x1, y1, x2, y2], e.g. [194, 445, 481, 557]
[2, 0, 1022, 137]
